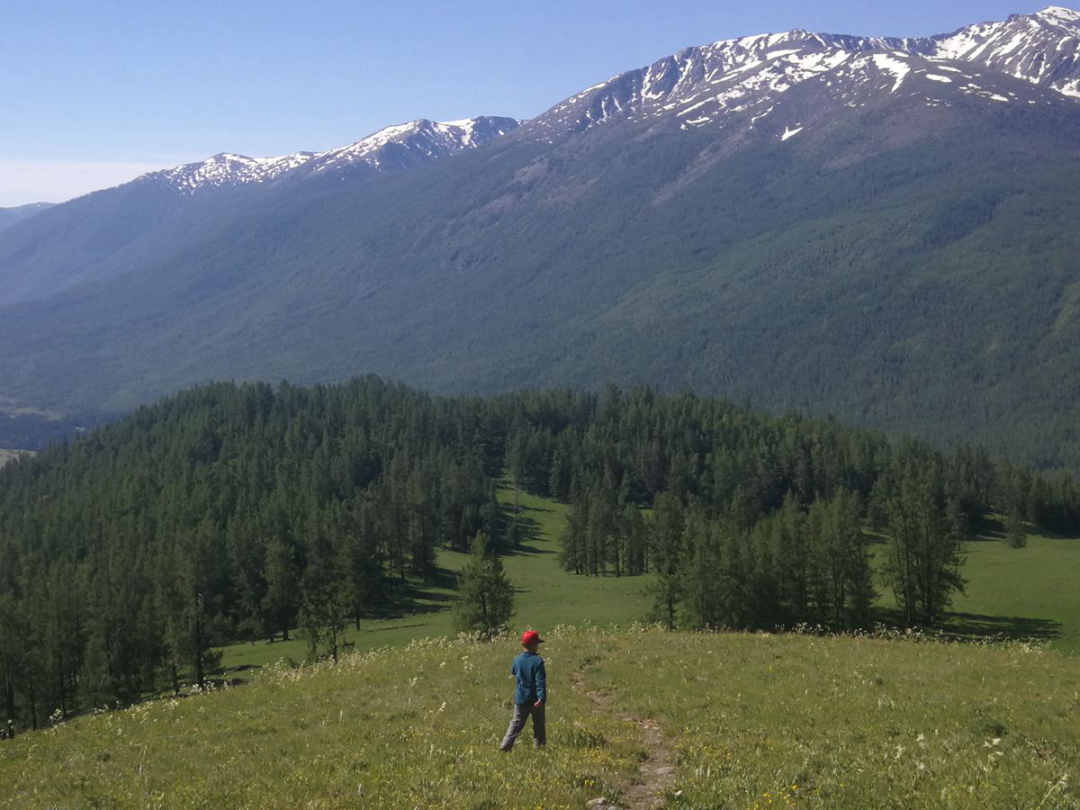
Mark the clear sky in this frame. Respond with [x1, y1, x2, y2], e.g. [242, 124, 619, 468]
[0, 0, 1059, 205]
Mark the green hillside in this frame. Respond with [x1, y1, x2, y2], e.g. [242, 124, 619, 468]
[3, 627, 1077, 809]
[217, 485, 1080, 681]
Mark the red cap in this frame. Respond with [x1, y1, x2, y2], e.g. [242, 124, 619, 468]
[520, 630, 544, 646]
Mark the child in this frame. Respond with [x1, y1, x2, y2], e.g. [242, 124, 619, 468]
[499, 630, 547, 751]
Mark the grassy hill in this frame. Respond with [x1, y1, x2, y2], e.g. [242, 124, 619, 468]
[3, 627, 1077, 808]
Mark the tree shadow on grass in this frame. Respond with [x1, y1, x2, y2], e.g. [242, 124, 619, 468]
[873, 606, 1061, 644]
[971, 522, 1006, 543]
[500, 539, 547, 557]
[496, 501, 549, 555]
[364, 622, 431, 634]
[367, 565, 459, 618]
[943, 611, 1062, 644]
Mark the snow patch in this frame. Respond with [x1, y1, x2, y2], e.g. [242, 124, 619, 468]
[781, 125, 805, 141]
[871, 53, 912, 92]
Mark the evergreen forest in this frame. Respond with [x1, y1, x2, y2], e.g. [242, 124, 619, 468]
[2, 376, 1079, 733]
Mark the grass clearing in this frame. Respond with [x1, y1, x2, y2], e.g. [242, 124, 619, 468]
[223, 491, 1080, 679]
[220, 486, 648, 675]
[944, 533, 1080, 655]
[873, 530, 1080, 656]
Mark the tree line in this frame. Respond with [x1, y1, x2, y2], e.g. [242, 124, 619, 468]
[2, 378, 1080, 733]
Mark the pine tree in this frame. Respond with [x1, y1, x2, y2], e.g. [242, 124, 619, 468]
[883, 475, 965, 626]
[262, 538, 300, 642]
[1005, 504, 1027, 549]
[453, 534, 515, 637]
[298, 520, 349, 663]
[648, 494, 685, 630]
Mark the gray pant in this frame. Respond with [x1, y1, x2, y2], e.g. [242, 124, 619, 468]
[500, 702, 546, 750]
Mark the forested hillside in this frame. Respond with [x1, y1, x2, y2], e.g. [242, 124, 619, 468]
[0, 203, 52, 233]
[2, 377, 1079, 732]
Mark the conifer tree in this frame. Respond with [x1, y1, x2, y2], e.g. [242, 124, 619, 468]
[648, 494, 685, 630]
[1005, 504, 1027, 549]
[453, 534, 515, 637]
[883, 475, 965, 626]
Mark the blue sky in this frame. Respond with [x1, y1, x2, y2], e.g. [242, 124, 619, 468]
[0, 0, 1057, 205]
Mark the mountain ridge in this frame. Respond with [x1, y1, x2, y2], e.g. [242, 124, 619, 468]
[520, 5, 1079, 140]
[144, 116, 519, 195]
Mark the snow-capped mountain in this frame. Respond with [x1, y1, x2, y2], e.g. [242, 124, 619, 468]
[934, 6, 1080, 97]
[151, 152, 316, 194]
[526, 5, 1080, 138]
[306, 116, 518, 176]
[145, 116, 519, 195]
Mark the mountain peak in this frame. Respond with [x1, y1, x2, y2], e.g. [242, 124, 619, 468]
[307, 116, 518, 176]
[934, 5, 1080, 97]
[1035, 5, 1080, 24]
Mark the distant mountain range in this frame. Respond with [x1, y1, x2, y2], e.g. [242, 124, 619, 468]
[0, 117, 517, 306]
[2, 6, 1079, 467]
[0, 202, 53, 232]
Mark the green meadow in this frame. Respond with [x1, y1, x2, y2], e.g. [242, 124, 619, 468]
[4, 627, 1077, 808]
[941, 533, 1080, 655]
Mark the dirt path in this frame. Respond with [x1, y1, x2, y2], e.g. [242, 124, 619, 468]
[571, 666, 676, 809]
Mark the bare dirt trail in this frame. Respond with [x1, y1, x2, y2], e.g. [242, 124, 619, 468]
[571, 666, 677, 809]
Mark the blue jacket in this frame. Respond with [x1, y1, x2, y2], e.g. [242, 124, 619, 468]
[510, 651, 547, 705]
